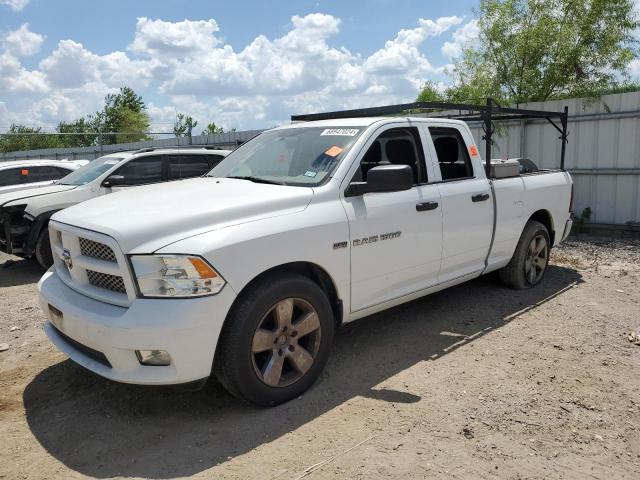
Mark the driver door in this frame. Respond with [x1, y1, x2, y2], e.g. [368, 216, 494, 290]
[341, 125, 443, 312]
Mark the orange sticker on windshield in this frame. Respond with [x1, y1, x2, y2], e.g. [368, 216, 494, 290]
[21, 169, 29, 175]
[325, 145, 343, 157]
[468, 144, 479, 157]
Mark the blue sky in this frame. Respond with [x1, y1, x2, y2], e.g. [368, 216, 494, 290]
[0, 1, 499, 132]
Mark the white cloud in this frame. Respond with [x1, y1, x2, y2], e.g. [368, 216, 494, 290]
[129, 17, 221, 56]
[0, 12, 471, 131]
[628, 58, 640, 79]
[365, 16, 462, 74]
[442, 19, 480, 59]
[0, 0, 29, 11]
[3, 23, 44, 57]
[0, 52, 48, 93]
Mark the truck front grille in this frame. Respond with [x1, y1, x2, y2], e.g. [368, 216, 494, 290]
[86, 270, 126, 294]
[49, 222, 134, 307]
[79, 237, 117, 262]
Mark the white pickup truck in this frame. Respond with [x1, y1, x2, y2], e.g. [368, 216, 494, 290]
[37, 103, 573, 406]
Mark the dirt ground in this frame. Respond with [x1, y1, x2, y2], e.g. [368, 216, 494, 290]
[0, 238, 639, 480]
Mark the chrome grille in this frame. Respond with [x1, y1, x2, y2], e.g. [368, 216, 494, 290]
[79, 237, 117, 262]
[86, 270, 126, 294]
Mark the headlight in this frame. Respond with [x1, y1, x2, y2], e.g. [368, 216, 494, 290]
[130, 254, 226, 298]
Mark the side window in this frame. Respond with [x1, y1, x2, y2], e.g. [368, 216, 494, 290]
[207, 154, 224, 169]
[353, 127, 427, 184]
[22, 166, 66, 184]
[168, 155, 211, 180]
[0, 168, 23, 187]
[429, 127, 474, 181]
[115, 156, 163, 185]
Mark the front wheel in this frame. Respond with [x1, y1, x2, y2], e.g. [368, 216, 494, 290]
[34, 229, 53, 269]
[215, 272, 335, 406]
[499, 220, 550, 289]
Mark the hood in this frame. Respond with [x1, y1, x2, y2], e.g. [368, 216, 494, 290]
[0, 184, 78, 208]
[52, 177, 314, 253]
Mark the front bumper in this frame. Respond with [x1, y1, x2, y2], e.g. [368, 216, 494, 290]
[38, 269, 237, 385]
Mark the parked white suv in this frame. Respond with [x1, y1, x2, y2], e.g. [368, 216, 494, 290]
[0, 159, 88, 194]
[0, 147, 230, 267]
[38, 104, 573, 406]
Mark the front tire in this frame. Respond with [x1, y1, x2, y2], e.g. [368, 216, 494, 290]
[215, 272, 335, 406]
[499, 220, 550, 289]
[34, 229, 53, 269]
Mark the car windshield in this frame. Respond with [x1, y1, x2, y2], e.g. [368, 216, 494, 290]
[209, 126, 364, 186]
[59, 156, 124, 185]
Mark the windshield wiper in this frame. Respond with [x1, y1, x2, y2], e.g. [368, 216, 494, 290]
[227, 176, 285, 185]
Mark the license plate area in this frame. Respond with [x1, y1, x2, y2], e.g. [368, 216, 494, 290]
[48, 304, 64, 331]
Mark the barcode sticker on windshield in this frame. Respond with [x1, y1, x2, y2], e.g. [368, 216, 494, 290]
[105, 160, 120, 165]
[321, 128, 359, 136]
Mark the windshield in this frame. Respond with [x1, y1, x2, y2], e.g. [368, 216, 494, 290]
[209, 126, 364, 186]
[59, 156, 124, 185]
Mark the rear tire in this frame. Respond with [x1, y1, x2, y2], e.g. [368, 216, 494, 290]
[34, 229, 53, 269]
[215, 272, 335, 406]
[499, 220, 550, 289]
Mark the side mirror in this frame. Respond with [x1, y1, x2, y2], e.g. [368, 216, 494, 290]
[103, 175, 125, 187]
[345, 164, 413, 197]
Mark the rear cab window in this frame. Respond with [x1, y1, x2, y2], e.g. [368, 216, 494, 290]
[428, 127, 474, 181]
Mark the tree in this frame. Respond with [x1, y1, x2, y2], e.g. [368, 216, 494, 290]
[416, 81, 445, 102]
[201, 122, 225, 135]
[173, 113, 198, 138]
[94, 87, 150, 144]
[0, 124, 62, 153]
[56, 118, 96, 148]
[449, 0, 640, 103]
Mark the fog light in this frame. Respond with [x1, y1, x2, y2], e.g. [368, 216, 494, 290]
[136, 349, 171, 366]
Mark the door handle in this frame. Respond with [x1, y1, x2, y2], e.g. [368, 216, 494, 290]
[471, 193, 490, 202]
[416, 201, 439, 212]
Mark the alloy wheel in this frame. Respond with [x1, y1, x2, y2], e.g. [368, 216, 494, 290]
[251, 298, 322, 388]
[525, 234, 548, 285]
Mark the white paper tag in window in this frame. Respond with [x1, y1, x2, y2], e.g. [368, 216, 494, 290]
[320, 128, 359, 136]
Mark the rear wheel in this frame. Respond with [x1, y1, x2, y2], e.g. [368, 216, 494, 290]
[215, 272, 334, 406]
[34, 229, 53, 269]
[499, 220, 550, 289]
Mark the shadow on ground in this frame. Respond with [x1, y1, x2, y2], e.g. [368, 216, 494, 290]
[0, 258, 44, 288]
[23, 266, 582, 478]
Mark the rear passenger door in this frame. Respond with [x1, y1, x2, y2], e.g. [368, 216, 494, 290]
[168, 154, 217, 181]
[426, 125, 493, 283]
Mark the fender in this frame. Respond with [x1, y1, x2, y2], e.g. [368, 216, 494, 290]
[23, 210, 61, 258]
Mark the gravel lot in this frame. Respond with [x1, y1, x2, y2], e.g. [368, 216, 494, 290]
[1, 238, 639, 479]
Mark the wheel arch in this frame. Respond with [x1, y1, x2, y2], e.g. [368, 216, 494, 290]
[24, 209, 61, 258]
[232, 261, 343, 327]
[528, 209, 555, 246]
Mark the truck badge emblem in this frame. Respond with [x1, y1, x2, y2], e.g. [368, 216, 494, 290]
[62, 248, 73, 270]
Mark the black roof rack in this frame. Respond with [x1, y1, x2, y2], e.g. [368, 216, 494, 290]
[291, 98, 569, 174]
[132, 144, 237, 154]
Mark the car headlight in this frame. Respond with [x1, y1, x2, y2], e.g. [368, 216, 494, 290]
[130, 254, 226, 298]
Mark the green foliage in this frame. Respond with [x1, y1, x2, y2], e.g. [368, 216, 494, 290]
[174, 113, 198, 138]
[440, 0, 640, 103]
[201, 122, 225, 135]
[416, 81, 444, 102]
[56, 118, 96, 148]
[0, 124, 62, 153]
[94, 87, 150, 144]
